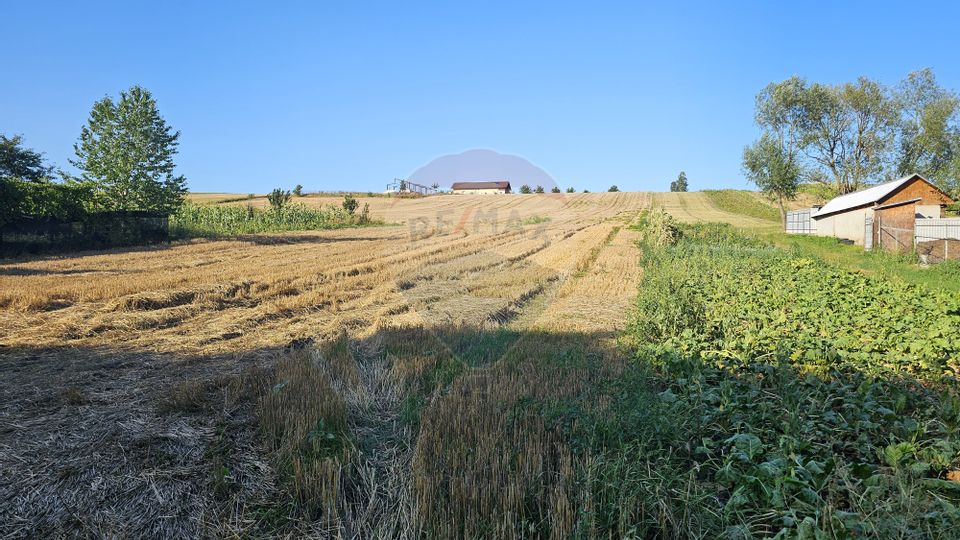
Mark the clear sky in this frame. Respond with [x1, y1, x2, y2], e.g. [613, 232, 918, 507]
[4, 1, 960, 193]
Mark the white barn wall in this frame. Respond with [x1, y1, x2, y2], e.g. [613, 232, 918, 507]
[916, 205, 942, 218]
[451, 188, 509, 194]
[814, 207, 872, 245]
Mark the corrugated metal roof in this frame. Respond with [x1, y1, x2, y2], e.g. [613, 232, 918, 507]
[450, 181, 511, 190]
[813, 174, 922, 219]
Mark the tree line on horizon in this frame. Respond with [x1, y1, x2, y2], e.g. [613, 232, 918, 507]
[10, 70, 957, 228]
[743, 68, 960, 223]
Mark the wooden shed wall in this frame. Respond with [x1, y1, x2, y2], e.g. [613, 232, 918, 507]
[882, 178, 953, 208]
[874, 203, 917, 253]
[871, 177, 953, 253]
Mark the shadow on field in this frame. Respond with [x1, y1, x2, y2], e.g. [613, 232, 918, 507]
[0, 267, 115, 276]
[0, 325, 622, 539]
[0, 232, 389, 267]
[3, 324, 957, 539]
[0, 343, 282, 539]
[230, 233, 389, 246]
[0, 241, 177, 264]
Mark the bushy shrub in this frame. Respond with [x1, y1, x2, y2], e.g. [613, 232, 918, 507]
[268, 188, 291, 211]
[342, 194, 359, 215]
[632, 208, 680, 248]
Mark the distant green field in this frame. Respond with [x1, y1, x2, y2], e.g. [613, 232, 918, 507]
[701, 189, 780, 222]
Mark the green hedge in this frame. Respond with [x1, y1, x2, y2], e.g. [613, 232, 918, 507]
[0, 179, 92, 225]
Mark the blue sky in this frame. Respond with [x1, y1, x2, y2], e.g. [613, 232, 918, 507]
[4, 1, 959, 193]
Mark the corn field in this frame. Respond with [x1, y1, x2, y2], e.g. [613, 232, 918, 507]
[170, 203, 360, 237]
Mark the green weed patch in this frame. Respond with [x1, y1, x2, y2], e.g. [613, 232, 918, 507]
[610, 221, 960, 537]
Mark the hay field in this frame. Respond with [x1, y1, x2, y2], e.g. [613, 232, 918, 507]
[0, 193, 650, 353]
[186, 192, 259, 204]
[0, 191, 668, 537]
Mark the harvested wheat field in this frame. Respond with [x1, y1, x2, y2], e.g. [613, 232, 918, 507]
[0, 192, 656, 538]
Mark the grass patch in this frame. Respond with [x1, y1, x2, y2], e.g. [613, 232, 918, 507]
[702, 189, 780, 221]
[258, 340, 353, 518]
[763, 231, 960, 294]
[158, 378, 214, 414]
[798, 182, 840, 201]
[521, 215, 551, 225]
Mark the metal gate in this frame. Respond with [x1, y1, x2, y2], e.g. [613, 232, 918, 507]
[864, 215, 873, 251]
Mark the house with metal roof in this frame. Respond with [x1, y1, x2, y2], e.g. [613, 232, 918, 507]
[450, 181, 512, 194]
[810, 173, 953, 249]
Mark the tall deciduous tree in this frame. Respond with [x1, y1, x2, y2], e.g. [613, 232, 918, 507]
[894, 69, 960, 196]
[755, 77, 806, 160]
[754, 77, 898, 195]
[802, 79, 898, 194]
[70, 86, 187, 212]
[743, 133, 801, 225]
[0, 134, 53, 182]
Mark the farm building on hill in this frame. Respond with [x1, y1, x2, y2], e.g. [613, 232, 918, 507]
[797, 174, 954, 249]
[451, 181, 512, 194]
